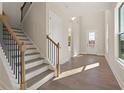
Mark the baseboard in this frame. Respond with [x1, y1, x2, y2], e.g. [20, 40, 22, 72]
[105, 55, 124, 89]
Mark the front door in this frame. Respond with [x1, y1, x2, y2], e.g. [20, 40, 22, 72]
[86, 31, 97, 55]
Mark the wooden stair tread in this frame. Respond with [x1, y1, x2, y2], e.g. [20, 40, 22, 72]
[26, 70, 53, 88]
[26, 63, 48, 74]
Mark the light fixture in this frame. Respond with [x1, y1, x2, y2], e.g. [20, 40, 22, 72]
[71, 17, 77, 21]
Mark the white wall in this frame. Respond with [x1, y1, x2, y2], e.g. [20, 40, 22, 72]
[23, 3, 46, 58]
[0, 3, 3, 41]
[46, 3, 70, 64]
[71, 17, 80, 56]
[3, 2, 23, 28]
[105, 3, 124, 89]
[79, 12, 105, 55]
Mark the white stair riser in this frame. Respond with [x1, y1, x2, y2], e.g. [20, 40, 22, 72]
[25, 49, 38, 54]
[25, 60, 44, 70]
[15, 32, 24, 35]
[17, 36, 27, 40]
[23, 41, 32, 44]
[26, 66, 49, 81]
[27, 72, 54, 90]
[13, 29, 22, 32]
[6, 45, 35, 50]
[24, 54, 41, 62]
[5, 53, 40, 62]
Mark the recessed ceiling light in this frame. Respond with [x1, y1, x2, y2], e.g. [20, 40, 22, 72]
[71, 17, 77, 21]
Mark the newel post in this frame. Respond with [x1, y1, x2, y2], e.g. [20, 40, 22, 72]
[20, 42, 26, 90]
[56, 43, 60, 77]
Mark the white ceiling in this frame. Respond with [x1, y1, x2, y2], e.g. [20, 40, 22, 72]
[52, 2, 116, 17]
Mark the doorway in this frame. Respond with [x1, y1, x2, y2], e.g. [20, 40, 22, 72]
[86, 31, 97, 55]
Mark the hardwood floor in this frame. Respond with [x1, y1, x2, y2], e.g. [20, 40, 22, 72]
[38, 54, 121, 90]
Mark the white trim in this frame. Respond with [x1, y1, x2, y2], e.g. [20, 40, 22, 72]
[117, 58, 124, 70]
[105, 55, 124, 89]
[0, 45, 19, 89]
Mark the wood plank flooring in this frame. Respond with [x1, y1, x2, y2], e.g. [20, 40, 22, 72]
[38, 54, 121, 90]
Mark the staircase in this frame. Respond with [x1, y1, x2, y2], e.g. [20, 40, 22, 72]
[2, 26, 55, 89]
[0, 2, 60, 90]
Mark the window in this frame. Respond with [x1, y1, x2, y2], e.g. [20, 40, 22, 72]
[89, 32, 95, 41]
[88, 32, 95, 47]
[119, 3, 124, 60]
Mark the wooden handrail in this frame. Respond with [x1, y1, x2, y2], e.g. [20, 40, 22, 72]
[47, 35, 60, 77]
[21, 2, 32, 21]
[0, 15, 26, 89]
[21, 2, 26, 10]
[47, 35, 59, 47]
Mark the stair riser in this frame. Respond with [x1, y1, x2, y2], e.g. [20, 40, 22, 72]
[27, 72, 54, 89]
[25, 49, 38, 54]
[8, 50, 39, 55]
[4, 38, 31, 43]
[26, 66, 49, 81]
[4, 31, 24, 36]
[24, 54, 41, 62]
[4, 42, 32, 45]
[17, 36, 29, 40]
[6, 53, 40, 61]
[25, 60, 44, 70]
[15, 32, 25, 36]
[6, 45, 35, 50]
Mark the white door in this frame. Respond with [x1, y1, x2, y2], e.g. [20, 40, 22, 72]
[48, 11, 63, 64]
[86, 31, 97, 54]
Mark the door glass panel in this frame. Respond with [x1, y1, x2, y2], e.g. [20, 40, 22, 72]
[89, 32, 95, 47]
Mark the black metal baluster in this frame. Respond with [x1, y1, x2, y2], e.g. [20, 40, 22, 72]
[18, 46, 20, 83]
[10, 35, 12, 67]
[11, 36, 13, 70]
[15, 42, 17, 79]
[11, 37, 15, 70]
[9, 33, 10, 65]
[13, 40, 16, 74]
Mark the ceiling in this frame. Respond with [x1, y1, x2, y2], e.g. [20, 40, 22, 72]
[52, 2, 116, 17]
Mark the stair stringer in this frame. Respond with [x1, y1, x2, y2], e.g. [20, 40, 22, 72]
[0, 44, 19, 90]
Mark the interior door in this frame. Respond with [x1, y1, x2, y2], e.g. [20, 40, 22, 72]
[86, 31, 97, 55]
[49, 11, 63, 64]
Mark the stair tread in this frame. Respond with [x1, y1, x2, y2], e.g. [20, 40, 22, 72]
[12, 27, 22, 31]
[3, 26, 22, 30]
[25, 52, 40, 56]
[16, 34, 26, 37]
[26, 63, 48, 74]
[14, 31, 24, 33]
[19, 38, 29, 41]
[26, 70, 54, 88]
[25, 57, 44, 64]
[11, 52, 40, 57]
[3, 28, 22, 32]
[26, 47, 37, 50]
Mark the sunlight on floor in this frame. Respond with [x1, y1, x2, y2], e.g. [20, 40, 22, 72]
[84, 62, 100, 71]
[53, 66, 84, 80]
[53, 62, 100, 81]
